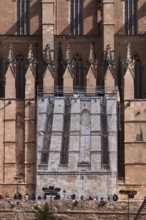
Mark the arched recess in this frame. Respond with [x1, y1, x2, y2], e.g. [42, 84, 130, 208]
[132, 54, 142, 99]
[15, 52, 25, 100]
[73, 54, 86, 93]
[79, 109, 91, 164]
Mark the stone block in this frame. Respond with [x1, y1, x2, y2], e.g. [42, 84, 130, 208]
[50, 135, 62, 151]
[38, 98, 48, 113]
[53, 98, 65, 114]
[91, 115, 101, 131]
[71, 98, 80, 114]
[91, 98, 101, 114]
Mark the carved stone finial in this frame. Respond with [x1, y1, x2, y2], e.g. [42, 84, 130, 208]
[43, 44, 51, 64]
[7, 44, 16, 76]
[66, 44, 72, 64]
[88, 43, 98, 77]
[103, 44, 115, 70]
[43, 44, 55, 78]
[28, 44, 36, 64]
[126, 42, 132, 64]
[27, 44, 37, 77]
[8, 44, 15, 64]
[125, 42, 135, 74]
[89, 43, 95, 64]
[105, 44, 111, 64]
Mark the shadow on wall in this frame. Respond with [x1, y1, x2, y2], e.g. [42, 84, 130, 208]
[4, 1, 146, 36]
[116, 2, 146, 35]
[5, 0, 41, 35]
[58, 1, 146, 36]
[58, 0, 102, 35]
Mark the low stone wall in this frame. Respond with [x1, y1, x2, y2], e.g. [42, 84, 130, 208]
[0, 199, 145, 220]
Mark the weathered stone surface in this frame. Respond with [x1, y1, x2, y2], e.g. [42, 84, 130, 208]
[37, 96, 118, 198]
[0, 200, 145, 220]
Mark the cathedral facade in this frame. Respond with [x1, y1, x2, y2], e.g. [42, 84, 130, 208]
[0, 0, 146, 199]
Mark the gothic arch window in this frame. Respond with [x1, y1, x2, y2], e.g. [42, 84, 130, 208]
[73, 54, 86, 92]
[125, 0, 137, 35]
[15, 52, 25, 99]
[17, 0, 29, 35]
[70, 0, 83, 35]
[132, 54, 142, 99]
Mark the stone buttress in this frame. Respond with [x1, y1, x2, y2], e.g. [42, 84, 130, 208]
[37, 96, 117, 199]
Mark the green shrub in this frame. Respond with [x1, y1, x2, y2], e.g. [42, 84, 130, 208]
[10, 204, 15, 209]
[34, 202, 63, 220]
[98, 200, 107, 207]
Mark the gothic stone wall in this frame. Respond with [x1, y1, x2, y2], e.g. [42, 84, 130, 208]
[0, 99, 36, 196]
[36, 96, 117, 198]
[115, 0, 146, 35]
[0, 0, 41, 35]
[115, 36, 146, 98]
[124, 100, 146, 184]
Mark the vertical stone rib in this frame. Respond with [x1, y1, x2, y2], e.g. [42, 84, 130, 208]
[101, 97, 109, 167]
[107, 98, 117, 193]
[48, 97, 65, 170]
[60, 97, 71, 164]
[41, 97, 54, 163]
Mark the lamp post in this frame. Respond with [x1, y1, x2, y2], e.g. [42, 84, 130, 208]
[119, 190, 137, 220]
[42, 186, 61, 220]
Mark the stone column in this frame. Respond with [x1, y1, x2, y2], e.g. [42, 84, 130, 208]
[68, 98, 80, 171]
[42, 0, 55, 50]
[5, 44, 16, 99]
[24, 45, 36, 189]
[4, 100, 16, 182]
[102, 0, 114, 51]
[24, 99, 36, 186]
[90, 98, 102, 171]
[107, 98, 117, 194]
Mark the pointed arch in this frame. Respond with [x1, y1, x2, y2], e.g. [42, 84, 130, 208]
[73, 54, 86, 93]
[15, 52, 25, 99]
